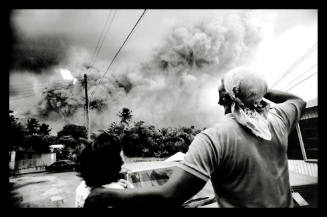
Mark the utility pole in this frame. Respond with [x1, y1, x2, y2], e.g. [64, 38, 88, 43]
[84, 74, 91, 140]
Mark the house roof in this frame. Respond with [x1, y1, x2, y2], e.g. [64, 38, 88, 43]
[164, 152, 185, 162]
[122, 161, 178, 173]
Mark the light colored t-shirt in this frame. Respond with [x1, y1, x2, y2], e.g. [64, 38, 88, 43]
[75, 180, 125, 208]
[177, 101, 302, 207]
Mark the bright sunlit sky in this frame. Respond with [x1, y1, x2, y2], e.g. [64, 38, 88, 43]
[248, 10, 317, 102]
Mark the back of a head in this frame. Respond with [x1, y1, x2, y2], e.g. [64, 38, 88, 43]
[230, 69, 268, 105]
[219, 68, 268, 107]
[76, 132, 123, 188]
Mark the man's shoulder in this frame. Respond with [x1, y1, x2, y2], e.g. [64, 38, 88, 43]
[200, 115, 240, 140]
[205, 115, 238, 131]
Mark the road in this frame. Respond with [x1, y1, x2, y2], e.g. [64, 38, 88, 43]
[10, 171, 82, 208]
[9, 160, 163, 208]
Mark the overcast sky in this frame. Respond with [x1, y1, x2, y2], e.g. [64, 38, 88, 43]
[9, 9, 318, 132]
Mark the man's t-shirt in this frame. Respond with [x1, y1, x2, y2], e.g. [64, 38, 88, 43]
[177, 101, 303, 207]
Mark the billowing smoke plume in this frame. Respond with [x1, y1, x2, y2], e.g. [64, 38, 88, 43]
[10, 24, 69, 73]
[151, 14, 261, 74]
[37, 66, 129, 117]
[10, 11, 262, 133]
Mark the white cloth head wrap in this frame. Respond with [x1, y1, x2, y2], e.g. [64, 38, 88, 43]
[222, 68, 271, 141]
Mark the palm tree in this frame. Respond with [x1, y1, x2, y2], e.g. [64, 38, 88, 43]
[118, 108, 133, 127]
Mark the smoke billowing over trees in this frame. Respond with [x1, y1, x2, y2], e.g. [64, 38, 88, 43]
[10, 11, 262, 133]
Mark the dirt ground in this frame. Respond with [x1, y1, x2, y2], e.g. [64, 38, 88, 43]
[8, 158, 163, 208]
[9, 156, 165, 208]
[9, 171, 82, 208]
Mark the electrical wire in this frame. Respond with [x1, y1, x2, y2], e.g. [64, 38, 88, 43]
[77, 10, 117, 78]
[92, 11, 113, 63]
[93, 10, 117, 64]
[271, 43, 317, 88]
[89, 9, 147, 101]
[280, 64, 317, 91]
[285, 71, 317, 92]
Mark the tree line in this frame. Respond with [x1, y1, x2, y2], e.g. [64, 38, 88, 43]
[8, 108, 203, 159]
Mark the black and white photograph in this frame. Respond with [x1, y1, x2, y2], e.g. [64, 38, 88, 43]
[9, 9, 318, 208]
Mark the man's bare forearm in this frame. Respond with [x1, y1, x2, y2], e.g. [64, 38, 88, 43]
[84, 186, 175, 208]
[264, 89, 306, 109]
[265, 89, 301, 103]
[84, 167, 206, 208]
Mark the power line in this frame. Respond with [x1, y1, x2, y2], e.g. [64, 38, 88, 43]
[90, 9, 147, 100]
[10, 94, 36, 100]
[10, 77, 85, 100]
[271, 43, 317, 88]
[10, 11, 119, 104]
[10, 93, 35, 98]
[9, 84, 74, 97]
[10, 85, 46, 92]
[92, 11, 113, 63]
[11, 83, 73, 93]
[89, 9, 147, 101]
[285, 71, 317, 92]
[10, 88, 35, 93]
[10, 77, 81, 91]
[10, 90, 38, 95]
[280, 63, 317, 91]
[9, 95, 36, 100]
[78, 10, 117, 78]
[93, 10, 117, 63]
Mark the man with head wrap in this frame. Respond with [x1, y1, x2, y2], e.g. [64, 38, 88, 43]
[84, 68, 306, 208]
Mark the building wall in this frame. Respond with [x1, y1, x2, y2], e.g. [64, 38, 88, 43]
[14, 153, 56, 175]
[288, 160, 318, 177]
[288, 105, 318, 160]
[9, 151, 16, 171]
[299, 117, 318, 159]
[301, 107, 318, 120]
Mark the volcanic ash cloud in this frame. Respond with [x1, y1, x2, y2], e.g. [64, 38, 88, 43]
[14, 12, 263, 132]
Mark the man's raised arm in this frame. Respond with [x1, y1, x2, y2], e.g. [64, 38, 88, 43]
[264, 89, 307, 132]
[264, 89, 306, 110]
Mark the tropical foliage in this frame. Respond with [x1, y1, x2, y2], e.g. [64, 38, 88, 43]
[9, 108, 202, 158]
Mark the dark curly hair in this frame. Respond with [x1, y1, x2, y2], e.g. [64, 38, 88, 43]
[76, 132, 123, 188]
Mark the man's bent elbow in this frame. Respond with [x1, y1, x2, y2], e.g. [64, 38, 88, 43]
[287, 94, 306, 113]
[300, 99, 307, 111]
[295, 97, 307, 113]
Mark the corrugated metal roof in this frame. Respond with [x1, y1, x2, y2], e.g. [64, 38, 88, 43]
[300, 98, 318, 120]
[301, 107, 318, 120]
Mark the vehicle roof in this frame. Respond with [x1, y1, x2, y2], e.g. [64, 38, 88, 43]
[121, 160, 218, 208]
[54, 160, 72, 163]
[122, 161, 179, 173]
[164, 152, 185, 162]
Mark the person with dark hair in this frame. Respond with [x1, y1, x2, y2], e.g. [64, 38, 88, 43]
[75, 132, 131, 207]
[84, 68, 306, 208]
